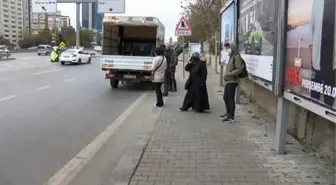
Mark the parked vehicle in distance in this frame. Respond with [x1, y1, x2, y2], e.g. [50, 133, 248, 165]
[94, 45, 102, 53]
[0, 45, 11, 59]
[37, 45, 51, 55]
[0, 45, 10, 53]
[28, 46, 38, 50]
[59, 49, 92, 65]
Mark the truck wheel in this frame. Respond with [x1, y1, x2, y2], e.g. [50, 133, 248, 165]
[61, 62, 65, 65]
[110, 79, 119, 88]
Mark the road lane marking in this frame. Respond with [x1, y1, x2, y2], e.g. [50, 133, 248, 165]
[44, 92, 149, 185]
[65, 78, 76, 82]
[0, 95, 16, 102]
[35, 85, 51, 91]
[33, 69, 62, 75]
[0, 77, 11, 81]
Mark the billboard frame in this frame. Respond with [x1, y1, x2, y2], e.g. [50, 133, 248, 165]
[236, 0, 279, 92]
[219, 0, 235, 86]
[280, 0, 336, 123]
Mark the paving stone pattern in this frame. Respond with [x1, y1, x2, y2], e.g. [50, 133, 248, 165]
[129, 65, 335, 185]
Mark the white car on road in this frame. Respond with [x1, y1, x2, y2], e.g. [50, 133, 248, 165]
[59, 49, 92, 65]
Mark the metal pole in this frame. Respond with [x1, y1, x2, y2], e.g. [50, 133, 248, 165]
[76, 3, 81, 49]
[274, 0, 288, 154]
[235, 82, 240, 104]
[234, 0, 240, 104]
[54, 13, 57, 45]
[215, 32, 218, 74]
[182, 36, 185, 78]
[275, 97, 289, 154]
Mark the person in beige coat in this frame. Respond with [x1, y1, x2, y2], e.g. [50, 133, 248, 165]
[151, 47, 167, 107]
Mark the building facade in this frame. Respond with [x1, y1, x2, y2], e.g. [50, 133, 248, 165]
[30, 11, 71, 35]
[22, 0, 31, 35]
[81, 3, 103, 31]
[60, 16, 71, 28]
[0, 0, 24, 45]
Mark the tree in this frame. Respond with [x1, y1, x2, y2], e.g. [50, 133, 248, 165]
[180, 0, 227, 53]
[168, 37, 174, 45]
[80, 29, 95, 47]
[18, 28, 96, 48]
[0, 36, 10, 45]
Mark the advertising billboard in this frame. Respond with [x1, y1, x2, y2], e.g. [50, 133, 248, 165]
[237, 0, 277, 82]
[220, 2, 235, 64]
[285, 0, 336, 112]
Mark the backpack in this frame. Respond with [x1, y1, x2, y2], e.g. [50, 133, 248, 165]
[234, 54, 248, 78]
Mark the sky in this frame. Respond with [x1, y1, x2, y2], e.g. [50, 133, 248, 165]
[57, 0, 185, 41]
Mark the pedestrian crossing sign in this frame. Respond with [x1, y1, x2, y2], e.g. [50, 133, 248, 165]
[175, 16, 192, 36]
[50, 50, 58, 62]
[59, 42, 66, 50]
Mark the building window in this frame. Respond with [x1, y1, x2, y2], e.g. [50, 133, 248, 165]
[12, 35, 16, 38]
[4, 29, 10, 33]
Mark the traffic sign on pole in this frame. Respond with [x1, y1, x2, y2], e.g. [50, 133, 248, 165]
[31, 0, 57, 13]
[175, 16, 192, 36]
[98, 0, 125, 13]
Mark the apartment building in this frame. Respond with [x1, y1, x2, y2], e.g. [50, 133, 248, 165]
[30, 11, 71, 35]
[0, 0, 24, 45]
[60, 16, 71, 28]
[22, 0, 31, 35]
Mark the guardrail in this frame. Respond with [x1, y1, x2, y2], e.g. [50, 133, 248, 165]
[9, 49, 36, 53]
[9, 48, 99, 54]
[0, 53, 15, 60]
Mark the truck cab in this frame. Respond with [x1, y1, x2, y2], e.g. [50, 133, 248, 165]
[101, 16, 165, 88]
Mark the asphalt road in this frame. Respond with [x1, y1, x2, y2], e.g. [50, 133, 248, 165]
[0, 53, 155, 185]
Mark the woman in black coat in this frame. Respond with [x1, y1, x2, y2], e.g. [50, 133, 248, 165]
[180, 52, 210, 112]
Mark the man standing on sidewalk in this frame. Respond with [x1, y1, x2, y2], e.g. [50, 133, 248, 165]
[169, 46, 178, 92]
[221, 42, 244, 122]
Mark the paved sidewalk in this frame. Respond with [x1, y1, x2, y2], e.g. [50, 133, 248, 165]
[129, 65, 335, 185]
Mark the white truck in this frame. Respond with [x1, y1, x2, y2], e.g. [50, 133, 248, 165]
[100, 16, 165, 88]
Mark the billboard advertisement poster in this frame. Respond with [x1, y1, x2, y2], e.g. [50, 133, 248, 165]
[285, 0, 336, 111]
[220, 3, 235, 64]
[237, 0, 277, 82]
[189, 43, 201, 57]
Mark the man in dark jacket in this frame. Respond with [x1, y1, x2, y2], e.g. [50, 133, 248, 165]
[221, 42, 244, 123]
[169, 48, 178, 92]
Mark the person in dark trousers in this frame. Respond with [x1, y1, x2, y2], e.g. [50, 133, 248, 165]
[169, 47, 178, 92]
[160, 44, 171, 96]
[180, 52, 210, 113]
[221, 42, 243, 122]
[151, 47, 167, 107]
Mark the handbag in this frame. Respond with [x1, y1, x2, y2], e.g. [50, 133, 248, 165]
[152, 56, 165, 80]
[184, 77, 191, 90]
